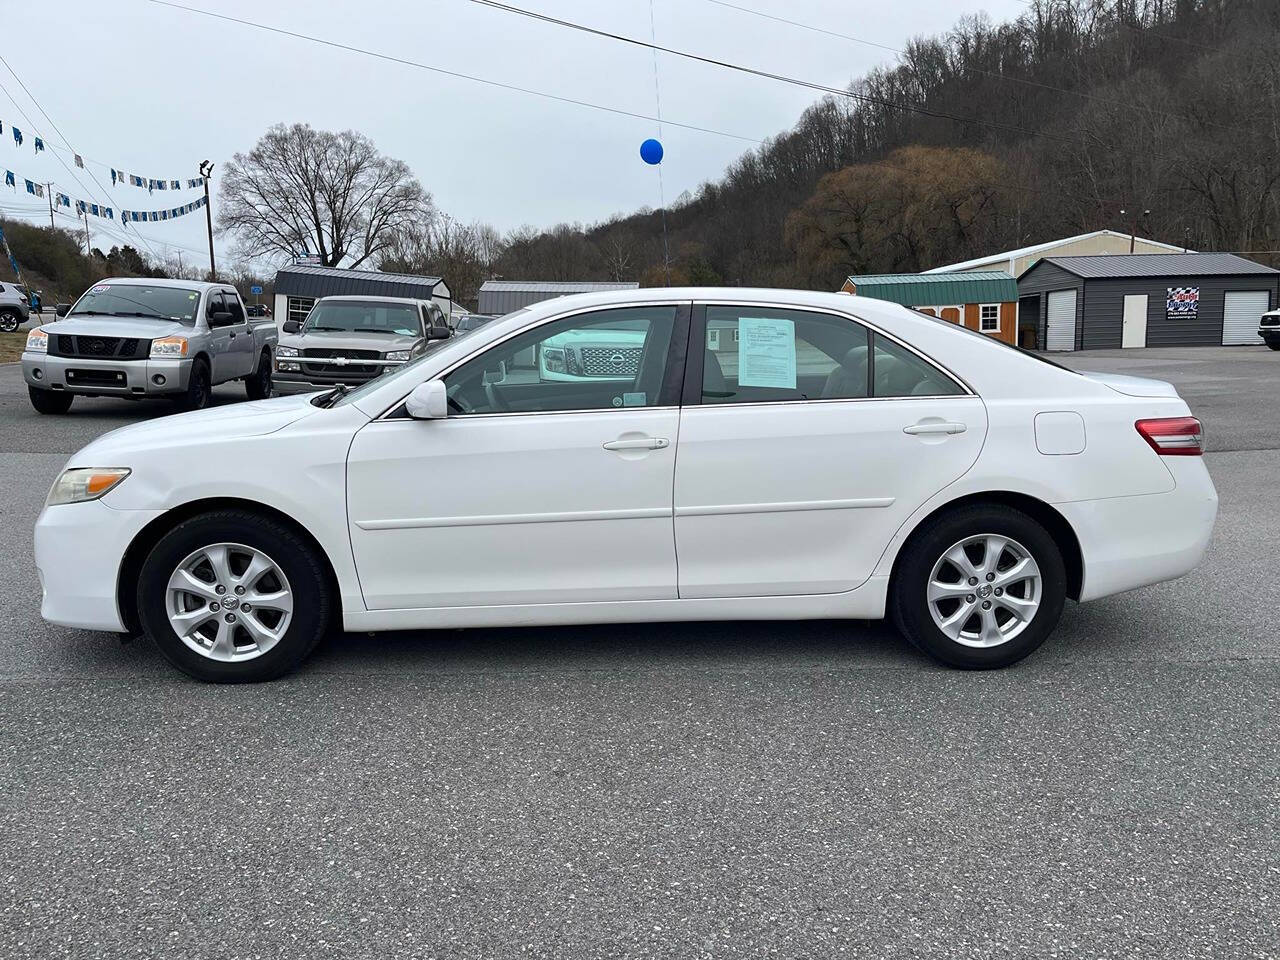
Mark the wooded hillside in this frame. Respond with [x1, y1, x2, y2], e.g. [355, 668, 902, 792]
[491, 0, 1280, 289]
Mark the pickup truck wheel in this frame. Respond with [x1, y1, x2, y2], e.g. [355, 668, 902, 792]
[28, 385, 73, 414]
[1267, 341, 1280, 351]
[136, 510, 332, 683]
[0, 309, 20, 333]
[174, 359, 210, 411]
[245, 350, 272, 400]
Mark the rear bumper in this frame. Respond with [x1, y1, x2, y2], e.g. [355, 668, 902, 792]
[1062, 456, 1218, 602]
[22, 353, 191, 396]
[34, 499, 164, 632]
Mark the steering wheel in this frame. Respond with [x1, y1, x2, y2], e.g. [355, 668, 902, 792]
[483, 379, 510, 412]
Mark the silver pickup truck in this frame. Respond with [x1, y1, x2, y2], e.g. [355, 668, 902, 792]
[21, 278, 276, 414]
[273, 295, 451, 393]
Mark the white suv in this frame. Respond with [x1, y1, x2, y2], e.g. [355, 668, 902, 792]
[0, 282, 30, 332]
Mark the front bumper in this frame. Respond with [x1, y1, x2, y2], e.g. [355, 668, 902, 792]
[35, 498, 164, 632]
[22, 352, 191, 397]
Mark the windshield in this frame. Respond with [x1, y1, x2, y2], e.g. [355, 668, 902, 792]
[331, 308, 529, 408]
[304, 300, 423, 336]
[68, 283, 201, 323]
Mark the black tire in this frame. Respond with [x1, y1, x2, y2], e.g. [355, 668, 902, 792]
[174, 358, 211, 411]
[890, 504, 1066, 669]
[245, 349, 272, 400]
[1267, 341, 1280, 351]
[28, 385, 74, 414]
[0, 309, 20, 333]
[136, 509, 332, 683]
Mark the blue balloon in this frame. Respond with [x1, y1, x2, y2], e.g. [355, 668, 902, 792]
[640, 138, 664, 165]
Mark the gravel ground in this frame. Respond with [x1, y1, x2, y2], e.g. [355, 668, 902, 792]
[1, 348, 1278, 959]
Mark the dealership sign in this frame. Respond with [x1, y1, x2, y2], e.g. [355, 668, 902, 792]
[1167, 286, 1199, 319]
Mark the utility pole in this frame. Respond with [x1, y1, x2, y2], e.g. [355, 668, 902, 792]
[45, 182, 54, 229]
[176, 250, 183, 277]
[1120, 206, 1151, 253]
[81, 208, 90, 258]
[199, 160, 216, 281]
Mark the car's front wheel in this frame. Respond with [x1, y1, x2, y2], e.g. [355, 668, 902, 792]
[28, 385, 73, 414]
[891, 504, 1066, 669]
[136, 510, 332, 682]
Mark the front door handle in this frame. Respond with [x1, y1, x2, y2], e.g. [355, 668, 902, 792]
[904, 421, 966, 436]
[603, 437, 670, 451]
[228, 331, 237, 339]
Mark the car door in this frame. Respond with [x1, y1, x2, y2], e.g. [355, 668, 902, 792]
[346, 302, 690, 610]
[222, 288, 257, 376]
[204, 291, 238, 382]
[673, 302, 987, 599]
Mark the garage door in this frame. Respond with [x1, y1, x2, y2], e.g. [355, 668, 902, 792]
[1222, 291, 1269, 345]
[1045, 290, 1077, 352]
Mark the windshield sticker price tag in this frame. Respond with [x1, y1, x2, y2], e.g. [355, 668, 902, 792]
[738, 316, 796, 389]
[92, 285, 111, 293]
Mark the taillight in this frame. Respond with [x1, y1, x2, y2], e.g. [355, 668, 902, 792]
[1135, 417, 1203, 456]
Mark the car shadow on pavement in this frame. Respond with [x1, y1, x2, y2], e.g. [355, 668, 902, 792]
[296, 618, 932, 679]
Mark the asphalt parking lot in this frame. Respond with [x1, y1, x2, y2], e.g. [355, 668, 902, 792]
[2, 348, 1277, 959]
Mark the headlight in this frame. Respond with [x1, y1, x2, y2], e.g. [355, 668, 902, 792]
[47, 467, 131, 506]
[276, 345, 300, 358]
[150, 336, 188, 358]
[541, 346, 567, 374]
[385, 350, 411, 362]
[26, 328, 48, 353]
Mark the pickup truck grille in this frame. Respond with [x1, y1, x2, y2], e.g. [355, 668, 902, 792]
[299, 347, 381, 379]
[578, 345, 643, 378]
[50, 334, 149, 360]
[1261, 315, 1279, 327]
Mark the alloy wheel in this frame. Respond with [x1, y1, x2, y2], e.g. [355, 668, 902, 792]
[165, 542, 294, 661]
[926, 534, 1042, 648]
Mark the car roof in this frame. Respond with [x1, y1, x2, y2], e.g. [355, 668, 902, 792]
[316, 295, 433, 305]
[101, 277, 226, 291]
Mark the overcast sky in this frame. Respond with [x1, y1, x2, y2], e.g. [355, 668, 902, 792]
[1, 0, 1028, 272]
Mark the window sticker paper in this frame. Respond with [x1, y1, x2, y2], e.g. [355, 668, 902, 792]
[738, 316, 796, 389]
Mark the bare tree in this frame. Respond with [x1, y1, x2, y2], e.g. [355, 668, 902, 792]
[219, 123, 433, 269]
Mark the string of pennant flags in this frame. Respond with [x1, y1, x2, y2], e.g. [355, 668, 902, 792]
[0, 117, 204, 193]
[3, 166, 207, 223]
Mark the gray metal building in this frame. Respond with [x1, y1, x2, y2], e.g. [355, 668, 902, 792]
[1017, 253, 1279, 351]
[272, 264, 451, 332]
[477, 280, 639, 315]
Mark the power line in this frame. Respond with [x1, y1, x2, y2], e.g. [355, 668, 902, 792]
[146, 0, 1139, 213]
[466, 0, 1087, 149]
[703, 0, 1240, 133]
[147, 0, 760, 145]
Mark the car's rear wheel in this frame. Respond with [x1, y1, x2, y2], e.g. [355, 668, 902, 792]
[891, 504, 1066, 669]
[0, 309, 20, 333]
[245, 350, 272, 400]
[136, 510, 332, 682]
[28, 385, 73, 414]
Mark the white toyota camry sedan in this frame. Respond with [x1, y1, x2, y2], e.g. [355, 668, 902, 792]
[35, 288, 1218, 682]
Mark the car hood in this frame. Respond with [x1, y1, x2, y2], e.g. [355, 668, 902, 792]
[1080, 371, 1181, 399]
[38, 315, 190, 340]
[70, 393, 326, 463]
[282, 331, 420, 353]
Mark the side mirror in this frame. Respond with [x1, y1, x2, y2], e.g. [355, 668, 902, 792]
[427, 323, 451, 340]
[282, 319, 301, 334]
[55, 303, 71, 317]
[405, 380, 448, 420]
[209, 310, 233, 326]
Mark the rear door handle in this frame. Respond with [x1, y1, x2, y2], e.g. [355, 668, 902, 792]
[904, 421, 966, 436]
[603, 437, 670, 451]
